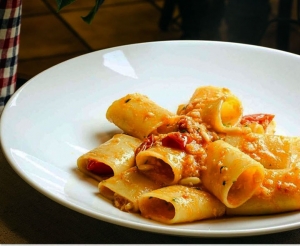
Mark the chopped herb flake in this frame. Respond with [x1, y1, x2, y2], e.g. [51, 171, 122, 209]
[172, 198, 179, 202]
[220, 166, 227, 173]
[179, 129, 188, 133]
[223, 123, 231, 127]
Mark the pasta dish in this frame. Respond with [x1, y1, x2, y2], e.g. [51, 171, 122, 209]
[77, 85, 300, 224]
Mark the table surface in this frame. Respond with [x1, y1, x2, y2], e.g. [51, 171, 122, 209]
[1, 147, 300, 244]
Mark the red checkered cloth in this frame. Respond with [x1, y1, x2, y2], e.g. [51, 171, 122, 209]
[0, 0, 22, 115]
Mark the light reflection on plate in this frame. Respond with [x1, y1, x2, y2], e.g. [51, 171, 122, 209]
[2, 41, 300, 237]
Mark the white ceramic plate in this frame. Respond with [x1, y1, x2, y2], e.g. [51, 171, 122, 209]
[2, 41, 300, 237]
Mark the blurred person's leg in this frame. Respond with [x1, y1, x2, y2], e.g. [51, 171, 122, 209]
[276, 0, 293, 51]
[202, 0, 225, 40]
[225, 0, 271, 45]
[0, 0, 22, 115]
[178, 0, 208, 39]
[159, 0, 179, 31]
[178, 0, 224, 40]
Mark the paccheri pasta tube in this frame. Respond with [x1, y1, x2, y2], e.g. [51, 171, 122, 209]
[135, 145, 187, 185]
[178, 86, 245, 134]
[77, 134, 141, 181]
[289, 137, 300, 167]
[106, 93, 178, 140]
[226, 166, 300, 215]
[138, 185, 226, 224]
[201, 140, 265, 208]
[224, 133, 292, 169]
[99, 167, 161, 213]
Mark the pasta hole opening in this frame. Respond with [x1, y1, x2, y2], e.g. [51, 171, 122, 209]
[221, 97, 242, 127]
[87, 158, 114, 177]
[139, 157, 175, 185]
[227, 167, 263, 207]
[141, 197, 175, 221]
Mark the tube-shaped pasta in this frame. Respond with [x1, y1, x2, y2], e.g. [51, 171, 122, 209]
[200, 97, 246, 133]
[201, 140, 265, 208]
[106, 93, 178, 139]
[226, 166, 300, 215]
[77, 134, 141, 181]
[135, 145, 186, 185]
[224, 133, 292, 169]
[138, 185, 226, 224]
[177, 86, 245, 134]
[290, 137, 300, 167]
[99, 167, 161, 213]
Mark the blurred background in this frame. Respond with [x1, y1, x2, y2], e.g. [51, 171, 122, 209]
[18, 0, 300, 80]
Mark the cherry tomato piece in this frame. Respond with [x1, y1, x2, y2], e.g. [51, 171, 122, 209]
[135, 134, 155, 155]
[162, 132, 192, 150]
[240, 114, 275, 130]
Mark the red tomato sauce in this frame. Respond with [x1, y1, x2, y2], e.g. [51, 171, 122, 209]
[87, 159, 113, 176]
